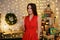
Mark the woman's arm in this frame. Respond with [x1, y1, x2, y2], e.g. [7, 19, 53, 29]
[22, 16, 25, 31]
[37, 16, 42, 39]
[20, 16, 25, 32]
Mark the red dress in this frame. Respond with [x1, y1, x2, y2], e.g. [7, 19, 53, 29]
[22, 16, 38, 40]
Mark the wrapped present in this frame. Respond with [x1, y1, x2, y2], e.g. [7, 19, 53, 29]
[50, 27, 57, 35]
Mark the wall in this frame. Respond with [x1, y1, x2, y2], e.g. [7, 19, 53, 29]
[0, 0, 60, 33]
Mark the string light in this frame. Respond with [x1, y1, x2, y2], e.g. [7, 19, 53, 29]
[21, 0, 24, 1]
[37, 1, 39, 3]
[52, 1, 54, 4]
[56, 8, 58, 11]
[47, 0, 50, 1]
[16, 6, 18, 8]
[56, 15, 58, 18]
[56, 0, 57, 3]
[15, 0, 18, 2]
[7, 5, 10, 8]
[42, 1, 46, 2]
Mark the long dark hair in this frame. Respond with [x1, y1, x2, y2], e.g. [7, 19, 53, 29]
[27, 3, 38, 16]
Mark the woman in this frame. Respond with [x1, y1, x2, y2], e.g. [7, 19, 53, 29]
[22, 3, 41, 40]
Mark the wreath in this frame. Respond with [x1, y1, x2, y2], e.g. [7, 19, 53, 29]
[5, 13, 17, 25]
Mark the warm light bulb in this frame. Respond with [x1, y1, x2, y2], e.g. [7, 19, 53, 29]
[21, 0, 24, 1]
[52, 1, 54, 4]
[43, 1, 46, 2]
[16, 6, 18, 8]
[56, 8, 58, 11]
[47, 0, 50, 1]
[56, 0, 57, 3]
[0, 12, 1, 13]
[37, 1, 39, 3]
[56, 15, 58, 18]
[15, 0, 18, 1]
[56, 12, 59, 15]
[8, 5, 10, 7]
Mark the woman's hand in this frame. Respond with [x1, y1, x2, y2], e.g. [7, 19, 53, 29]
[36, 30, 40, 40]
[38, 34, 40, 40]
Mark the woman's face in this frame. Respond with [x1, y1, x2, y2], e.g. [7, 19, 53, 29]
[27, 5, 33, 15]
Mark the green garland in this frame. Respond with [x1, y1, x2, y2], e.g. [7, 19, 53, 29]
[5, 13, 17, 25]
